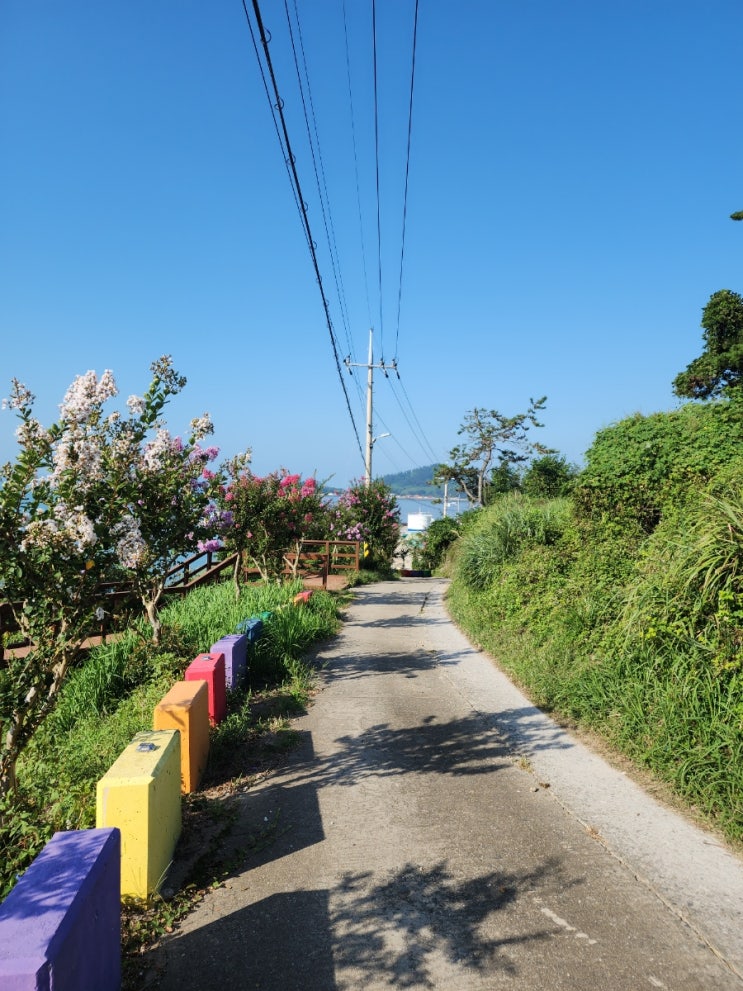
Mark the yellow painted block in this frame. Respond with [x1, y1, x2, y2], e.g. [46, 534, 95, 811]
[153, 680, 210, 794]
[96, 729, 181, 898]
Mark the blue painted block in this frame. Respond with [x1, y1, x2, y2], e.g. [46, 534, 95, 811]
[0, 828, 121, 991]
[210, 632, 248, 689]
[235, 617, 263, 642]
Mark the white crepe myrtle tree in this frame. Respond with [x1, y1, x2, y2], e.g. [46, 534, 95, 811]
[0, 356, 219, 796]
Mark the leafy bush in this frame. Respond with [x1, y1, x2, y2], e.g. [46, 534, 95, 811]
[409, 513, 476, 572]
[573, 398, 743, 531]
[615, 469, 743, 676]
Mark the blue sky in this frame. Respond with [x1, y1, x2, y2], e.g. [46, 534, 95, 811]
[1, 1, 742, 488]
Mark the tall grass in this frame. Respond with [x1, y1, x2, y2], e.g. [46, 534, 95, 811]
[160, 579, 303, 656]
[447, 483, 743, 845]
[457, 495, 573, 590]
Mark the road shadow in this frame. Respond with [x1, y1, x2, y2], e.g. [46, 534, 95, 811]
[320, 646, 438, 682]
[163, 731, 325, 893]
[153, 889, 339, 991]
[351, 613, 451, 630]
[153, 857, 566, 990]
[162, 704, 560, 900]
[314, 635, 575, 759]
[331, 858, 563, 986]
[284, 712, 512, 790]
[485, 705, 575, 755]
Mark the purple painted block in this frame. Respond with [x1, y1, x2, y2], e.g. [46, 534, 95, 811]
[0, 827, 120, 991]
[210, 633, 247, 689]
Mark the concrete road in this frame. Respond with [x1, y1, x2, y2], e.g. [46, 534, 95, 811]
[154, 579, 743, 990]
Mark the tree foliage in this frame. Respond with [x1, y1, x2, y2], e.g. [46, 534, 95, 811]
[0, 357, 214, 795]
[522, 455, 579, 499]
[434, 398, 553, 507]
[573, 399, 743, 530]
[488, 462, 522, 496]
[673, 289, 743, 400]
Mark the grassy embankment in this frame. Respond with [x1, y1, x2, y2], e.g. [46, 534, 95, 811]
[0, 577, 342, 904]
[443, 401, 743, 847]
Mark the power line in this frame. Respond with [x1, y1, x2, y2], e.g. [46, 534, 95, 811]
[385, 371, 441, 465]
[241, 2, 307, 248]
[375, 408, 422, 470]
[394, 0, 420, 361]
[284, 0, 355, 361]
[242, 0, 364, 464]
[342, 0, 372, 336]
[371, 0, 384, 359]
[244, 1, 433, 478]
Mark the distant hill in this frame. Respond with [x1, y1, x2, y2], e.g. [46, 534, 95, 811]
[381, 465, 458, 497]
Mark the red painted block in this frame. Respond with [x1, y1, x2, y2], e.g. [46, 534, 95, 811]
[185, 652, 226, 726]
[293, 590, 313, 606]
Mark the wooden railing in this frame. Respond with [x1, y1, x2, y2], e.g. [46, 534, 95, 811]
[163, 550, 238, 593]
[0, 583, 140, 650]
[283, 540, 360, 589]
[1, 541, 359, 646]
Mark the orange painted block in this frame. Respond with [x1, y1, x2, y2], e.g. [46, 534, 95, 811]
[153, 681, 210, 793]
[185, 652, 226, 725]
[293, 590, 312, 606]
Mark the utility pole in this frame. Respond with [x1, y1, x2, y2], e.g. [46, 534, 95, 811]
[345, 328, 395, 487]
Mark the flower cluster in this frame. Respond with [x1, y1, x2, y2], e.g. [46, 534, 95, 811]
[214, 468, 328, 585]
[59, 368, 117, 423]
[113, 516, 149, 570]
[332, 478, 400, 570]
[189, 413, 214, 441]
[20, 503, 97, 557]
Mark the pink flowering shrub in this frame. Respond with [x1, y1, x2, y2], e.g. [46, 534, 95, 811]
[330, 478, 400, 571]
[215, 462, 328, 588]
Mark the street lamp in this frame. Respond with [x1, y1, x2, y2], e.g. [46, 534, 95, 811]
[365, 432, 390, 488]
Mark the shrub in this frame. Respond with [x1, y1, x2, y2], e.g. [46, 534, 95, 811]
[330, 479, 400, 571]
[410, 516, 463, 572]
[457, 494, 573, 591]
[573, 398, 743, 531]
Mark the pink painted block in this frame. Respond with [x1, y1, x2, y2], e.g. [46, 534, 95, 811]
[293, 590, 312, 606]
[185, 652, 226, 725]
